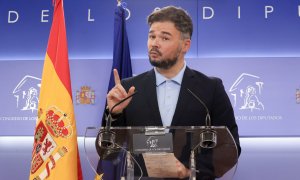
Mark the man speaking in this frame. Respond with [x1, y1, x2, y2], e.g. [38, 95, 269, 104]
[105, 6, 241, 179]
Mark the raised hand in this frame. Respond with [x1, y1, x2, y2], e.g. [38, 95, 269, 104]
[106, 69, 135, 114]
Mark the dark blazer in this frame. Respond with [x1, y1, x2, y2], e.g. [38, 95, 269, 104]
[110, 67, 241, 179]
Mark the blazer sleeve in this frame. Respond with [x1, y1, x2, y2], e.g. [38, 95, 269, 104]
[210, 78, 241, 156]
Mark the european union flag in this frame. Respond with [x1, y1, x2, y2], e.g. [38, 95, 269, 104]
[108, 3, 132, 91]
[96, 3, 132, 180]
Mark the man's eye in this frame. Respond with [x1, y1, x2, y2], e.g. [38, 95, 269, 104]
[149, 35, 155, 39]
[162, 37, 169, 41]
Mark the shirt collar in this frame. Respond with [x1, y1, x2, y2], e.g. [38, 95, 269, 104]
[154, 61, 186, 86]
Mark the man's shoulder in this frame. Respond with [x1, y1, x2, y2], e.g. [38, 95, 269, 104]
[124, 70, 153, 81]
[121, 69, 154, 87]
[186, 67, 222, 83]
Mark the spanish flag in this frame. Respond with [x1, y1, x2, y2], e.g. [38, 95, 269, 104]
[29, 0, 82, 179]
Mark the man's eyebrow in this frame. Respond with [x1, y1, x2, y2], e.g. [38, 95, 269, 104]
[148, 30, 172, 36]
[161, 31, 172, 36]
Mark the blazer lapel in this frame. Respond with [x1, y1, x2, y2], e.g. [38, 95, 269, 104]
[143, 69, 163, 126]
[171, 67, 197, 126]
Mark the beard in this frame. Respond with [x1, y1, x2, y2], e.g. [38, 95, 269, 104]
[148, 48, 180, 70]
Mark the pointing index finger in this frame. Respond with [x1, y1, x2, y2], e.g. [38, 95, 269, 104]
[113, 69, 121, 85]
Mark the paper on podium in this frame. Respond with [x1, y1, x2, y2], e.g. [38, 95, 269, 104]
[142, 153, 179, 178]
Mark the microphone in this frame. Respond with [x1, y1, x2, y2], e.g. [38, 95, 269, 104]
[96, 91, 138, 158]
[187, 88, 217, 148]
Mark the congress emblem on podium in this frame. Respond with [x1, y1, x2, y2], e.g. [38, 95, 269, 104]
[146, 136, 159, 148]
[76, 86, 95, 105]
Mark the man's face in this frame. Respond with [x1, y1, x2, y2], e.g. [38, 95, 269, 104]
[147, 21, 187, 70]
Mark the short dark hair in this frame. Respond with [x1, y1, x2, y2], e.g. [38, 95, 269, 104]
[147, 6, 193, 39]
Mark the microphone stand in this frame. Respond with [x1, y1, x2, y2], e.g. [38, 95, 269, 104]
[187, 89, 217, 149]
[97, 91, 138, 149]
[187, 88, 217, 179]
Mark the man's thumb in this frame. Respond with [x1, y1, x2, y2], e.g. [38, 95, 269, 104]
[128, 86, 135, 96]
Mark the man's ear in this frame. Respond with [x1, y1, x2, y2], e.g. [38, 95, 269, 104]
[182, 39, 191, 54]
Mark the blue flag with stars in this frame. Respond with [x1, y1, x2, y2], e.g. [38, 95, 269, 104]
[97, 2, 132, 180]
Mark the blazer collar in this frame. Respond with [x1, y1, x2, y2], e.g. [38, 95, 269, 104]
[143, 67, 197, 126]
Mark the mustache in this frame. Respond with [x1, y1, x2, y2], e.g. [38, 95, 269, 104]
[149, 48, 162, 56]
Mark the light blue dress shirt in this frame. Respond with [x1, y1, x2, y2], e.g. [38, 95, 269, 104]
[154, 62, 187, 127]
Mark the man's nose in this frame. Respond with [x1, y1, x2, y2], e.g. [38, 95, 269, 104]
[150, 38, 160, 47]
